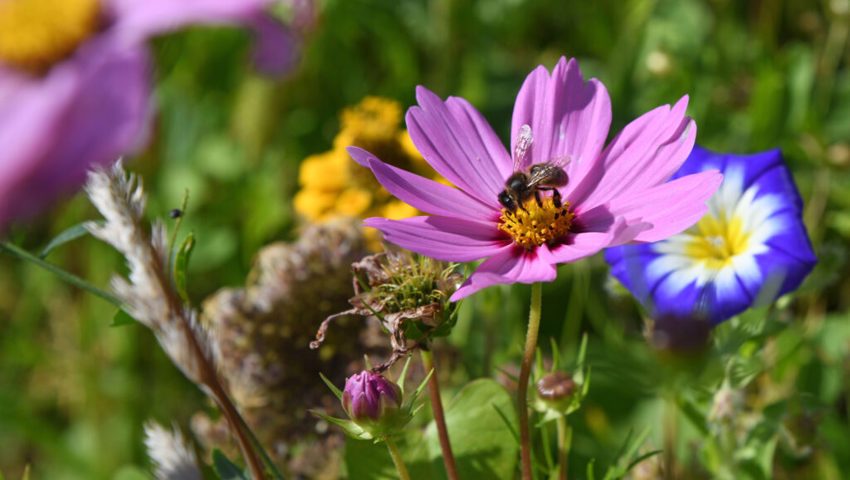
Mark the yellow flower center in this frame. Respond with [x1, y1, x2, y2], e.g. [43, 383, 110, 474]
[498, 197, 574, 250]
[0, 0, 101, 72]
[684, 212, 751, 270]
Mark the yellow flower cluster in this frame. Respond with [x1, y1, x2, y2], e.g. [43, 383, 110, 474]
[294, 96, 432, 225]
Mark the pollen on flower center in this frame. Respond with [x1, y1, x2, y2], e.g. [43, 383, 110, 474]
[684, 212, 751, 270]
[498, 196, 574, 250]
[0, 0, 100, 72]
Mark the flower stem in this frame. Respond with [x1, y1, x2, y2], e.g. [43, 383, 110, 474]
[556, 415, 571, 480]
[519, 282, 543, 480]
[663, 394, 678, 480]
[420, 348, 460, 480]
[0, 240, 122, 306]
[181, 319, 268, 480]
[386, 437, 411, 480]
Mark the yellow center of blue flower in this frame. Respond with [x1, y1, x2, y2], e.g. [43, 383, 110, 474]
[499, 197, 574, 250]
[684, 211, 751, 270]
[0, 0, 100, 72]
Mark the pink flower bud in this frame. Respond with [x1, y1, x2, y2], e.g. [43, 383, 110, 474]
[341, 371, 402, 422]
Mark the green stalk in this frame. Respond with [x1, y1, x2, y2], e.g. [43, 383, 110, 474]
[556, 416, 571, 480]
[386, 438, 411, 480]
[519, 282, 543, 480]
[663, 394, 678, 480]
[420, 348, 459, 480]
[0, 241, 122, 306]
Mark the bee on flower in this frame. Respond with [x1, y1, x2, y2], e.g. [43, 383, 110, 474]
[348, 57, 723, 301]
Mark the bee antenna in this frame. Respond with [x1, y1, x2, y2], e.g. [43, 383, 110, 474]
[514, 124, 533, 171]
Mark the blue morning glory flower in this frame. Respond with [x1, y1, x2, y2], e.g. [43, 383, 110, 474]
[605, 146, 817, 325]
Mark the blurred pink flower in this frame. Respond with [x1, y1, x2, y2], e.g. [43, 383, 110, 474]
[0, 0, 298, 228]
[349, 57, 723, 301]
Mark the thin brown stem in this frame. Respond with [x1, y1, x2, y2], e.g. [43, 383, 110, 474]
[420, 348, 459, 480]
[519, 282, 543, 480]
[181, 320, 267, 479]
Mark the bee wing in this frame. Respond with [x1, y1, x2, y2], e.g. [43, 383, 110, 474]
[525, 155, 572, 188]
[513, 124, 533, 171]
[548, 155, 572, 170]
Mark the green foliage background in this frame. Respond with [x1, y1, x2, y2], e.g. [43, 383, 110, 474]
[1, 0, 849, 478]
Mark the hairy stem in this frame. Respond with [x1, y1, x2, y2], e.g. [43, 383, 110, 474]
[519, 282, 543, 480]
[420, 348, 459, 480]
[386, 437, 411, 480]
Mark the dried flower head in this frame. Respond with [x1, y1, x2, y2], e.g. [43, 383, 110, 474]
[85, 161, 217, 387]
[311, 249, 463, 371]
[86, 162, 267, 478]
[192, 220, 379, 473]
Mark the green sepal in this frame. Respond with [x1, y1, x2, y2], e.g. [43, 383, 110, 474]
[396, 356, 413, 396]
[406, 367, 434, 409]
[319, 372, 343, 400]
[311, 410, 378, 442]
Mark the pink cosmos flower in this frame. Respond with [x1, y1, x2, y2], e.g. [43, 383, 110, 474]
[348, 57, 723, 301]
[0, 0, 299, 229]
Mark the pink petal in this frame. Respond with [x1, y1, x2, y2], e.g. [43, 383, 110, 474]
[510, 57, 612, 172]
[0, 41, 150, 227]
[348, 147, 497, 220]
[109, 0, 296, 75]
[247, 13, 299, 77]
[450, 244, 559, 301]
[549, 206, 651, 262]
[364, 216, 507, 262]
[608, 169, 724, 243]
[109, 0, 272, 41]
[445, 96, 513, 181]
[569, 96, 695, 209]
[406, 86, 508, 204]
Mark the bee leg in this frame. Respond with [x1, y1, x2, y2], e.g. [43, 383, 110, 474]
[539, 187, 562, 208]
[534, 190, 543, 207]
[551, 189, 562, 208]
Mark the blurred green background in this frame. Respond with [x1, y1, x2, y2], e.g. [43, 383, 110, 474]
[1, 0, 849, 478]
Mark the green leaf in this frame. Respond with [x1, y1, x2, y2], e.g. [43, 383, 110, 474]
[111, 309, 136, 327]
[40, 222, 94, 258]
[173, 232, 195, 303]
[492, 403, 520, 445]
[212, 449, 248, 480]
[424, 379, 518, 480]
